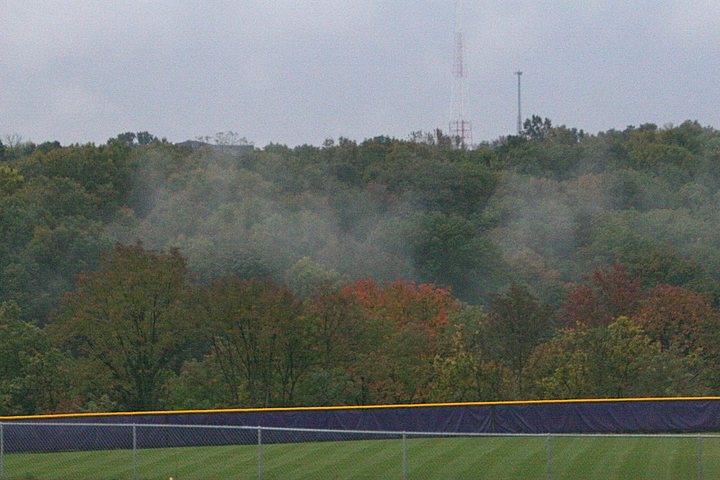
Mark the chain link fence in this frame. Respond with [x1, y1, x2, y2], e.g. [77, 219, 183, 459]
[0, 422, 718, 479]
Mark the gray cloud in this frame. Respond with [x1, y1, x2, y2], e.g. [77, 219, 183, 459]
[2, 1, 718, 146]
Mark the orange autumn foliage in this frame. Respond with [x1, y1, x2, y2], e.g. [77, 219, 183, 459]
[337, 279, 459, 404]
[631, 284, 718, 355]
[343, 278, 455, 331]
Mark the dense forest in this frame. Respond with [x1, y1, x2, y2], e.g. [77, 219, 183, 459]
[3, 118, 720, 414]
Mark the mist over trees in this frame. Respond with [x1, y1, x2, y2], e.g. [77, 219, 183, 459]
[3, 120, 720, 413]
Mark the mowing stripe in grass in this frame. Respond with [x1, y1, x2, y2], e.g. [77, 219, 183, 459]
[3, 435, 720, 479]
[411, 438, 480, 478]
[555, 436, 613, 479]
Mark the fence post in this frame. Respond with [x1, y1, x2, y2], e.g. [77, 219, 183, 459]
[546, 434, 553, 480]
[132, 424, 138, 480]
[257, 427, 263, 480]
[1, 422, 4, 480]
[402, 433, 407, 480]
[697, 436, 703, 480]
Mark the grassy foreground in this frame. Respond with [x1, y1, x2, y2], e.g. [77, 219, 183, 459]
[2, 435, 719, 479]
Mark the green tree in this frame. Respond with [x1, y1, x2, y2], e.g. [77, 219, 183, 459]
[522, 115, 553, 141]
[3, 217, 110, 324]
[50, 244, 194, 410]
[301, 285, 363, 405]
[136, 131, 159, 146]
[200, 278, 310, 407]
[285, 256, 344, 298]
[163, 356, 231, 410]
[487, 284, 554, 396]
[0, 302, 68, 414]
[0, 165, 24, 195]
[430, 305, 511, 402]
[404, 212, 504, 301]
[19, 143, 132, 213]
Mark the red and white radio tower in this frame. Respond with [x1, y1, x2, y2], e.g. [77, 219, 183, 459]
[449, 0, 472, 148]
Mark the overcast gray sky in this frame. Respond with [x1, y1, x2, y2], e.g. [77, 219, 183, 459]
[2, 1, 719, 147]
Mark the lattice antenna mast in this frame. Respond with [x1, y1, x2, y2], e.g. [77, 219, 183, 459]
[449, 0, 472, 148]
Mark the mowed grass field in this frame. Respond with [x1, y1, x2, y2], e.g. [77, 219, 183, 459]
[2, 435, 719, 479]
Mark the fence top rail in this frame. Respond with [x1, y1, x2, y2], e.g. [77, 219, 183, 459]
[1, 421, 720, 439]
[4, 396, 720, 421]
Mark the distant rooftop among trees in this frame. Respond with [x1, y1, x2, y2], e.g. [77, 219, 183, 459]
[176, 140, 253, 156]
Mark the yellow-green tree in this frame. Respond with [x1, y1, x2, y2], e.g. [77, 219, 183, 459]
[525, 318, 693, 399]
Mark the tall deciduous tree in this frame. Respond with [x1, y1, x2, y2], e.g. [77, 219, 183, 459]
[50, 244, 194, 410]
[200, 278, 309, 407]
[487, 283, 554, 396]
[301, 285, 363, 405]
[343, 279, 458, 404]
[430, 305, 511, 402]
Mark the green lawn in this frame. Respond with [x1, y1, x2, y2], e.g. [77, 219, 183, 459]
[2, 435, 718, 479]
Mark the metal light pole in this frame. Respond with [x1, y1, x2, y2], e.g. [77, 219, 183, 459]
[515, 71, 523, 135]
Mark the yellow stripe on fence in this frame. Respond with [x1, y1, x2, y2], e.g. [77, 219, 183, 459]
[3, 396, 720, 421]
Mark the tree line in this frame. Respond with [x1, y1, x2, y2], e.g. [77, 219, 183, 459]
[2, 119, 720, 413]
[3, 245, 719, 414]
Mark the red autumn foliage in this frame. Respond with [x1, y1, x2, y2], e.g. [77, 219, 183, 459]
[563, 262, 642, 328]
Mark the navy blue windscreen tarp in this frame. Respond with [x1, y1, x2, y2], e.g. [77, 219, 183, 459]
[4, 398, 720, 453]
[26, 398, 720, 434]
[492, 399, 720, 433]
[26, 404, 496, 433]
